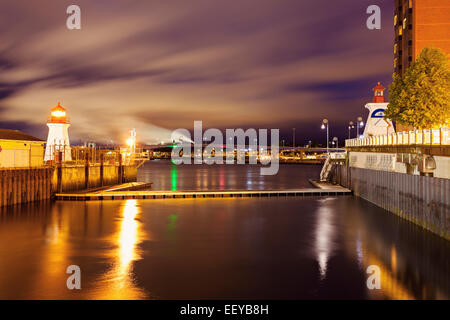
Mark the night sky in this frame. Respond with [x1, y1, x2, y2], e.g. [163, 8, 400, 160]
[0, 0, 394, 145]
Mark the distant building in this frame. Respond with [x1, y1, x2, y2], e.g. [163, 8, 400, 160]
[0, 129, 45, 168]
[394, 0, 450, 76]
[44, 102, 72, 162]
[363, 83, 395, 137]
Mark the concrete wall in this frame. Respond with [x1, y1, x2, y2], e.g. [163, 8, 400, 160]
[0, 168, 52, 207]
[332, 165, 450, 240]
[348, 151, 450, 179]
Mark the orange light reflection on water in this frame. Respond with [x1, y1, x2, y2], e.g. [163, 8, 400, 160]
[90, 200, 148, 299]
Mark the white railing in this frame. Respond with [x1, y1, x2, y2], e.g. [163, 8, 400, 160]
[345, 127, 450, 147]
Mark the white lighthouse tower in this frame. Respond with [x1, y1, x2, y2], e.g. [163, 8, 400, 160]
[363, 82, 395, 137]
[44, 102, 72, 162]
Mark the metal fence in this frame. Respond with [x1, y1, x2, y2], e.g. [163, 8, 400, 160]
[345, 127, 450, 147]
[48, 145, 147, 166]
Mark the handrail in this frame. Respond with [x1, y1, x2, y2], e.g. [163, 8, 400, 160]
[345, 127, 449, 147]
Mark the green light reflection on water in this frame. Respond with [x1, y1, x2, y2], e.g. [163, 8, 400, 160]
[170, 163, 178, 191]
[168, 214, 178, 231]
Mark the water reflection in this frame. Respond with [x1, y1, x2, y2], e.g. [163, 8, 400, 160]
[314, 199, 336, 280]
[0, 188, 448, 299]
[170, 163, 178, 191]
[90, 200, 147, 299]
[141, 160, 321, 191]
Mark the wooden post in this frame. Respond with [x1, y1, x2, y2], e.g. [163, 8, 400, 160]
[12, 170, 18, 206]
[85, 152, 89, 190]
[100, 153, 104, 187]
[118, 153, 123, 184]
[18, 170, 23, 203]
[46, 168, 51, 200]
[29, 169, 34, 203]
[57, 160, 62, 193]
[0, 171, 3, 207]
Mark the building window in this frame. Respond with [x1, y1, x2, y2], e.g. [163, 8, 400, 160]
[398, 26, 403, 35]
[409, 0, 413, 9]
[408, 40, 412, 46]
[408, 24, 412, 30]
[394, 15, 397, 26]
[394, 43, 397, 54]
[408, 56, 413, 62]
[403, 18, 407, 29]
[394, 58, 397, 68]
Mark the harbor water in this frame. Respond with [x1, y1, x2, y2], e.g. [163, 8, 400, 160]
[0, 160, 448, 299]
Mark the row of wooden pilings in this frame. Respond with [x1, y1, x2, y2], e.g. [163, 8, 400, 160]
[0, 168, 53, 207]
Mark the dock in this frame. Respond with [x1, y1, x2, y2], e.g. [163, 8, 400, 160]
[55, 187, 352, 201]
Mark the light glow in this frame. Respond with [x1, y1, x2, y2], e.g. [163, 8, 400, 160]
[51, 110, 66, 117]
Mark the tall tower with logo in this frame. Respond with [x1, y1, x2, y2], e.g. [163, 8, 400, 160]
[363, 83, 395, 137]
[44, 102, 72, 162]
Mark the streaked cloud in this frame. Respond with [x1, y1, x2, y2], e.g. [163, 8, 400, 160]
[0, 0, 394, 143]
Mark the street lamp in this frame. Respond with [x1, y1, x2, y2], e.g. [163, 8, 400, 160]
[348, 121, 355, 139]
[333, 136, 339, 148]
[356, 116, 364, 138]
[321, 119, 329, 152]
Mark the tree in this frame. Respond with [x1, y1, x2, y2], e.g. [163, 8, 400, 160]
[385, 47, 450, 129]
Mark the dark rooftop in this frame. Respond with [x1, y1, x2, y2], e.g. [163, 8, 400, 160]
[0, 129, 44, 142]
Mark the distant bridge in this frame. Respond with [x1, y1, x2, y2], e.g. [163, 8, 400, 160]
[143, 144, 345, 153]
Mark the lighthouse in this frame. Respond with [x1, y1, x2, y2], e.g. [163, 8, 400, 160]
[362, 82, 395, 137]
[44, 102, 72, 162]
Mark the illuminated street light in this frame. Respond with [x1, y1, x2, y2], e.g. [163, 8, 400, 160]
[321, 119, 329, 152]
[348, 121, 355, 139]
[333, 136, 339, 148]
[356, 116, 364, 138]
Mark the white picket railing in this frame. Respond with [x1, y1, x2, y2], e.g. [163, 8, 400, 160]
[345, 127, 450, 147]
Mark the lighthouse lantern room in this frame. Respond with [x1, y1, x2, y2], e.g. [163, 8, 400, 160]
[44, 102, 72, 162]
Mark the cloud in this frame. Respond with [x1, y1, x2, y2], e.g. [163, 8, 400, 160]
[0, 0, 394, 143]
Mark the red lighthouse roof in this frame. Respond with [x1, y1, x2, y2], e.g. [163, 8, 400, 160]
[48, 102, 69, 123]
[372, 82, 385, 103]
